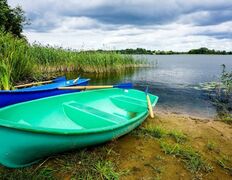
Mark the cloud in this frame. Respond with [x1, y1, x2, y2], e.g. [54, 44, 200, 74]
[179, 10, 232, 26]
[7, 0, 232, 50]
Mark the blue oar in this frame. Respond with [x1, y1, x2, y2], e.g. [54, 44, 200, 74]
[14, 76, 67, 88]
[114, 83, 133, 89]
[53, 76, 67, 82]
[58, 82, 133, 90]
[145, 86, 154, 118]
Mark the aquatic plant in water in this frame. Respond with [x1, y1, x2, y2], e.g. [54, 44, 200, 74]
[210, 64, 232, 123]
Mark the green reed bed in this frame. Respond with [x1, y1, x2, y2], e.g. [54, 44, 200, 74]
[30, 45, 140, 73]
[0, 31, 34, 90]
[0, 31, 141, 90]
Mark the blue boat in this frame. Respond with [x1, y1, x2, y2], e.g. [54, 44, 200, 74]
[0, 76, 90, 108]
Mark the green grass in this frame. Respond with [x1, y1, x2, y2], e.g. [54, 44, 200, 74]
[160, 141, 213, 173]
[141, 125, 168, 138]
[216, 154, 232, 175]
[168, 130, 187, 143]
[94, 161, 121, 179]
[0, 30, 141, 90]
[220, 113, 232, 124]
[137, 125, 187, 144]
[0, 145, 126, 180]
[206, 141, 217, 151]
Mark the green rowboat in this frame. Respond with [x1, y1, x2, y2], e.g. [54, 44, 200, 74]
[0, 88, 158, 168]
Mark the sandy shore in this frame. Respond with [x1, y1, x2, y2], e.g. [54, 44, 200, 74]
[114, 111, 232, 179]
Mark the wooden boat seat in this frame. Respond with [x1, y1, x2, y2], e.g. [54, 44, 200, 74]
[62, 101, 127, 129]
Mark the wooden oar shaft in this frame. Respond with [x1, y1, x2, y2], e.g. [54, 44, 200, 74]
[59, 85, 113, 90]
[146, 94, 154, 118]
[14, 80, 53, 88]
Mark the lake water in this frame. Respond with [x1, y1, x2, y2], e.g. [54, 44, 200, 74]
[63, 55, 232, 119]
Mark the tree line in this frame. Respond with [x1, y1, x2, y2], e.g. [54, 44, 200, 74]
[0, 0, 26, 38]
[105, 47, 232, 55]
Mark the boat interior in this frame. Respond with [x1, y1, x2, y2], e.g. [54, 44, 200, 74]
[0, 89, 158, 132]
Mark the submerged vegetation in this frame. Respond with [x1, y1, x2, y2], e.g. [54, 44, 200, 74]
[0, 31, 141, 90]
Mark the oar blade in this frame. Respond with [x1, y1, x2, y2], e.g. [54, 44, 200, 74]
[53, 76, 66, 82]
[113, 83, 133, 89]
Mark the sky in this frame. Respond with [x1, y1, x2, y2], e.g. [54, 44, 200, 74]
[8, 0, 232, 51]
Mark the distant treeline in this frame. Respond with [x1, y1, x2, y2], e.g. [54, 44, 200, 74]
[96, 47, 232, 55]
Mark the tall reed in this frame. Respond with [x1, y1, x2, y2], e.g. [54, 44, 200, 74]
[0, 31, 34, 89]
[30, 44, 140, 73]
[0, 31, 140, 89]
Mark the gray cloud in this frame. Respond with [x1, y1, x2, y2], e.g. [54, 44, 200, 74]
[9, 0, 232, 31]
[7, 0, 232, 50]
[196, 31, 232, 40]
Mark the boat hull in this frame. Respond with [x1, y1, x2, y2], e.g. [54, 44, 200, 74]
[0, 113, 147, 168]
[0, 88, 158, 168]
[0, 79, 89, 108]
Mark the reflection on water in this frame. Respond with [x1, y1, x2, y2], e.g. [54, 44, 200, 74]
[55, 55, 232, 119]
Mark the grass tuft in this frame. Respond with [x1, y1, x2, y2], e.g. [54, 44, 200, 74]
[141, 125, 168, 138]
[160, 141, 213, 173]
[168, 130, 187, 143]
[216, 154, 232, 174]
[206, 141, 217, 151]
[94, 161, 120, 180]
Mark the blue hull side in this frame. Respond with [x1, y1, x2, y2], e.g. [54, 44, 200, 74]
[0, 80, 89, 108]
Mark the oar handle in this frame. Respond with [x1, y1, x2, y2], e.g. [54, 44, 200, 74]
[73, 77, 80, 83]
[145, 86, 154, 118]
[146, 94, 154, 118]
[14, 80, 53, 88]
[59, 85, 113, 90]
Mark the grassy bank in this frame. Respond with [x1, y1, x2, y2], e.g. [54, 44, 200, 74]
[0, 112, 231, 179]
[0, 31, 141, 90]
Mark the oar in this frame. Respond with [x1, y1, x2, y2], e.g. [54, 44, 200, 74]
[145, 86, 154, 118]
[14, 76, 66, 89]
[58, 83, 133, 90]
[73, 76, 80, 83]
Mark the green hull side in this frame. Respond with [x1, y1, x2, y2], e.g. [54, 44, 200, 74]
[0, 88, 158, 168]
[0, 113, 147, 168]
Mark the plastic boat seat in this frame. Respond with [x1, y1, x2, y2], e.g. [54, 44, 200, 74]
[110, 95, 147, 113]
[63, 101, 127, 129]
